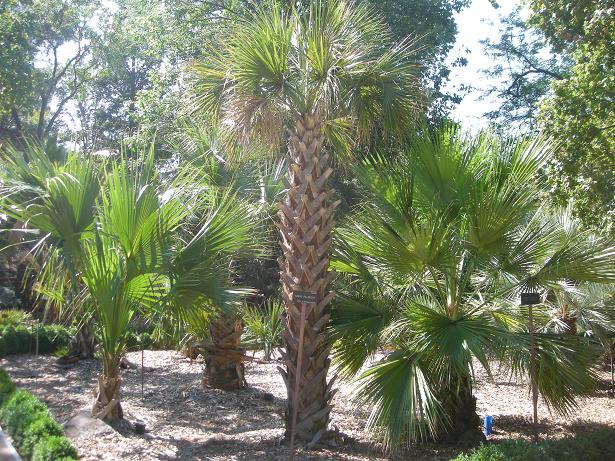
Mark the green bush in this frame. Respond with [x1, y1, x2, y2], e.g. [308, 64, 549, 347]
[0, 309, 32, 326]
[452, 429, 615, 461]
[21, 417, 63, 460]
[31, 435, 78, 461]
[0, 323, 72, 357]
[242, 299, 284, 360]
[0, 368, 16, 405]
[0, 390, 48, 448]
[0, 369, 78, 460]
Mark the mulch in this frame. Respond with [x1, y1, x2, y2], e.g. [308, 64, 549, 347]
[2, 350, 614, 460]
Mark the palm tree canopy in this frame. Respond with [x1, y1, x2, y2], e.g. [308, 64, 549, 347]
[190, 0, 422, 146]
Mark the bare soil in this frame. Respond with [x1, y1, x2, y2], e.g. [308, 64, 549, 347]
[2, 351, 614, 460]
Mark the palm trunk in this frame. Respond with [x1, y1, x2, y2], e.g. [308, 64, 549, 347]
[202, 314, 246, 390]
[58, 319, 97, 365]
[92, 360, 123, 421]
[437, 374, 485, 447]
[278, 113, 340, 444]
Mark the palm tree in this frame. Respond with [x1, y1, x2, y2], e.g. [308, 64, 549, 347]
[0, 145, 257, 420]
[190, 0, 422, 441]
[331, 126, 615, 448]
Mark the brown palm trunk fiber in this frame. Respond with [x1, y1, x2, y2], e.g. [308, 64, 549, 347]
[278, 113, 340, 444]
[202, 314, 247, 390]
[92, 370, 123, 421]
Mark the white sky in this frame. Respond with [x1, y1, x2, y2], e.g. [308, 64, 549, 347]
[444, 0, 521, 130]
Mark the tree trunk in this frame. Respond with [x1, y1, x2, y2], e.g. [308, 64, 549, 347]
[201, 314, 246, 390]
[92, 370, 123, 421]
[437, 374, 485, 447]
[278, 113, 340, 444]
[57, 320, 97, 365]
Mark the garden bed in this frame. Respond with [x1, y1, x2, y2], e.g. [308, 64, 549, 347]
[2, 351, 614, 460]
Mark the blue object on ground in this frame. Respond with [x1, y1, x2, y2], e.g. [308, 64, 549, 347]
[484, 415, 493, 436]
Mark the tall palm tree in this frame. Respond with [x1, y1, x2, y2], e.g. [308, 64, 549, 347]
[190, 0, 422, 441]
[331, 126, 615, 448]
[0, 145, 257, 421]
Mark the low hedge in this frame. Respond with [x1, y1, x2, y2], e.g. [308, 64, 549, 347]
[0, 369, 78, 460]
[0, 323, 169, 358]
[452, 429, 615, 461]
[0, 324, 72, 357]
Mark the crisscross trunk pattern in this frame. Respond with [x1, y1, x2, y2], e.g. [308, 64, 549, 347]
[278, 113, 340, 443]
[202, 314, 247, 390]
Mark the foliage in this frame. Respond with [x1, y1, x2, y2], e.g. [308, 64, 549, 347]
[242, 299, 285, 360]
[451, 429, 615, 461]
[481, 8, 571, 129]
[0, 309, 32, 326]
[190, 0, 423, 151]
[1, 390, 48, 450]
[0, 324, 72, 357]
[31, 436, 78, 461]
[330, 125, 615, 448]
[537, 6, 615, 235]
[0, 369, 16, 405]
[0, 0, 97, 142]
[363, 0, 469, 119]
[0, 371, 76, 461]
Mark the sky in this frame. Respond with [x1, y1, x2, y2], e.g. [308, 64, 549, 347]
[444, 0, 521, 129]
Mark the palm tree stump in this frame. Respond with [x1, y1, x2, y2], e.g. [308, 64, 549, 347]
[437, 375, 485, 447]
[202, 314, 247, 390]
[92, 373, 123, 421]
[278, 113, 340, 444]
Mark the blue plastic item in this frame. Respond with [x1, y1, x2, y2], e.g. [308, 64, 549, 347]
[483, 415, 493, 436]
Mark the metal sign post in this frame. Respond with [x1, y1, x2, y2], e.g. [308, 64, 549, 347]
[521, 292, 540, 435]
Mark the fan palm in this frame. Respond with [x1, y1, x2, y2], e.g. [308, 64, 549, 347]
[0, 143, 100, 357]
[190, 0, 422, 441]
[331, 125, 615, 448]
[0, 145, 257, 421]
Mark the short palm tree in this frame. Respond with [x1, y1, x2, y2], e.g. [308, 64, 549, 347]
[331, 126, 615, 448]
[190, 0, 422, 441]
[0, 145, 257, 420]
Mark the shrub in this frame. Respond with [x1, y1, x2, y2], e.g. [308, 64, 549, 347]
[452, 429, 615, 461]
[0, 309, 32, 327]
[21, 417, 63, 459]
[0, 390, 48, 448]
[0, 323, 72, 357]
[0, 370, 78, 460]
[242, 299, 284, 360]
[0, 368, 16, 405]
[31, 435, 78, 461]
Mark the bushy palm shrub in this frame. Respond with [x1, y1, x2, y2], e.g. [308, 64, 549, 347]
[331, 125, 615, 448]
[242, 299, 285, 360]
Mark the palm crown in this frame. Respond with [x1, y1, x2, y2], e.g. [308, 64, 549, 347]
[190, 0, 422, 146]
[331, 125, 615, 447]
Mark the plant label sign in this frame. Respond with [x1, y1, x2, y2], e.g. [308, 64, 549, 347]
[520, 292, 540, 305]
[293, 291, 317, 304]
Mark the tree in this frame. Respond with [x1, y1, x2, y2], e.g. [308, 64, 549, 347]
[532, 4, 615, 234]
[331, 125, 615, 447]
[0, 0, 96, 143]
[364, 0, 470, 120]
[0, 145, 256, 421]
[190, 0, 422, 442]
[481, 7, 571, 130]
